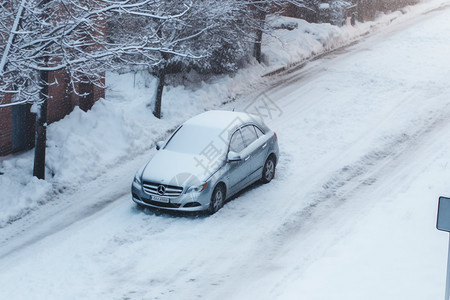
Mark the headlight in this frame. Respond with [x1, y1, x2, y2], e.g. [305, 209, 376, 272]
[133, 174, 142, 185]
[187, 183, 207, 193]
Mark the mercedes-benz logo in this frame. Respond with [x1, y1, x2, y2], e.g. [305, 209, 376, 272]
[157, 185, 166, 195]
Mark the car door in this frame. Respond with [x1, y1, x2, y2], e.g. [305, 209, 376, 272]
[239, 125, 270, 183]
[226, 128, 253, 195]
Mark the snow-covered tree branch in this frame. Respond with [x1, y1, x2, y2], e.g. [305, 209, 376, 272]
[0, 0, 216, 179]
[0, 0, 206, 107]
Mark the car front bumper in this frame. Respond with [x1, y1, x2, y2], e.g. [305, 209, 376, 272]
[131, 181, 212, 212]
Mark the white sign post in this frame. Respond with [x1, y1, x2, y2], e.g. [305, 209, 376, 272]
[437, 196, 450, 300]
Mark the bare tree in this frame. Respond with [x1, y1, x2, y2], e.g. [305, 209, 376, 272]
[0, 0, 207, 179]
[108, 0, 244, 118]
[241, 0, 311, 63]
[108, 1, 315, 119]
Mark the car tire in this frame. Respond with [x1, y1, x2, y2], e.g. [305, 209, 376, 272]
[209, 184, 225, 214]
[261, 156, 276, 184]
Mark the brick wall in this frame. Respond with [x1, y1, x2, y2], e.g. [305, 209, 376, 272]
[93, 77, 105, 102]
[0, 5, 106, 157]
[0, 72, 104, 157]
[283, 4, 318, 23]
[47, 70, 75, 124]
[0, 97, 13, 156]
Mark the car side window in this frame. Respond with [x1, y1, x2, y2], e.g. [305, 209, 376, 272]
[229, 130, 245, 153]
[254, 126, 264, 138]
[240, 125, 258, 147]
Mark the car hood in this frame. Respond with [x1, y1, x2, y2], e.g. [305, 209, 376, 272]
[141, 149, 224, 186]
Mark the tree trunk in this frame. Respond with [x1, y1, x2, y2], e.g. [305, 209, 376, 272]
[79, 77, 94, 112]
[153, 69, 165, 119]
[33, 69, 48, 179]
[253, 28, 263, 63]
[253, 8, 267, 64]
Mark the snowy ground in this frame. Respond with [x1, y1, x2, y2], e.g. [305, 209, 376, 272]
[0, 0, 448, 226]
[1, 0, 450, 299]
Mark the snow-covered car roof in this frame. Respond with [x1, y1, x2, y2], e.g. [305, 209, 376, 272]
[164, 110, 264, 156]
[184, 110, 261, 131]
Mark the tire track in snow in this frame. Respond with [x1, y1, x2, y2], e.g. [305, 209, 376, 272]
[262, 109, 450, 268]
[215, 106, 450, 299]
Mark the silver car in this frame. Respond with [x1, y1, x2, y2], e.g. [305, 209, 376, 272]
[131, 110, 279, 214]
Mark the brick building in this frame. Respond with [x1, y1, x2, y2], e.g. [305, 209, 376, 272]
[0, 71, 104, 156]
[0, 2, 106, 157]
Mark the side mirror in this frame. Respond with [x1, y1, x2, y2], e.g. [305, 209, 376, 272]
[227, 151, 241, 162]
[156, 141, 165, 150]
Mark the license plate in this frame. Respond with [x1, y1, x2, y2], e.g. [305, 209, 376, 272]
[150, 195, 170, 203]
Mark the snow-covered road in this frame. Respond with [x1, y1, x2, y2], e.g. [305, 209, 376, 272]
[2, 4, 450, 299]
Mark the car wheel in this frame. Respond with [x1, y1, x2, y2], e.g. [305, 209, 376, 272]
[209, 184, 225, 214]
[261, 156, 276, 184]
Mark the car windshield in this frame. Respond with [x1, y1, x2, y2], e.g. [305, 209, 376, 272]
[164, 124, 228, 155]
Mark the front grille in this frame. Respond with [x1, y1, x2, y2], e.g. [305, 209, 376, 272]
[142, 181, 184, 197]
[142, 198, 181, 208]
